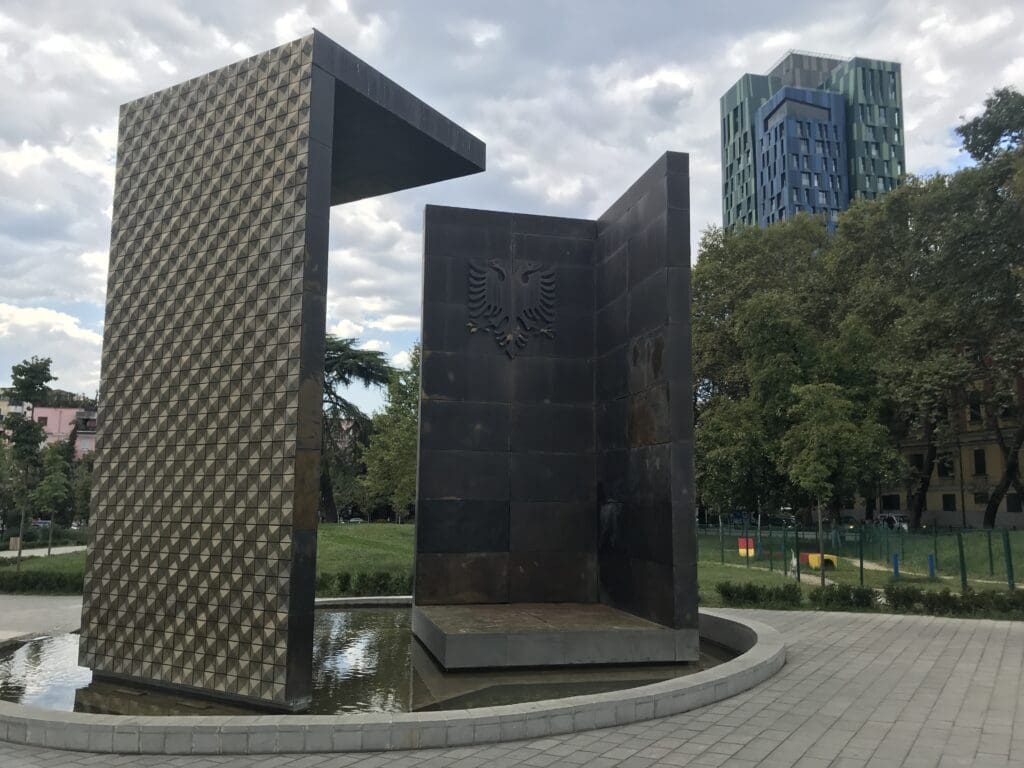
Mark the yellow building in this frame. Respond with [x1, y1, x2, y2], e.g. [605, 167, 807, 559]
[879, 400, 1023, 528]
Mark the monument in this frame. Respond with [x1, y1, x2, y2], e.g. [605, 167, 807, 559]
[79, 31, 484, 711]
[413, 153, 699, 668]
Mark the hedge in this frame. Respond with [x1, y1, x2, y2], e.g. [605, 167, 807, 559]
[715, 581, 802, 607]
[882, 584, 1024, 617]
[0, 569, 84, 593]
[809, 584, 876, 610]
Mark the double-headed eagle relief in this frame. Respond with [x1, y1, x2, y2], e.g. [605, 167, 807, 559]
[467, 259, 556, 357]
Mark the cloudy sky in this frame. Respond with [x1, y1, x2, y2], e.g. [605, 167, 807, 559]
[1, 0, 1021, 413]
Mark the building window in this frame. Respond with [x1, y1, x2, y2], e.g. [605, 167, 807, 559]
[818, 190, 827, 204]
[1009, 494, 1023, 514]
[801, 171, 811, 186]
[909, 453, 924, 472]
[974, 492, 989, 505]
[937, 455, 954, 478]
[879, 106, 887, 121]
[37, 416, 48, 427]
[882, 494, 901, 511]
[969, 393, 983, 423]
[815, 140, 824, 154]
[799, 139, 809, 153]
[974, 449, 987, 476]
[942, 494, 957, 512]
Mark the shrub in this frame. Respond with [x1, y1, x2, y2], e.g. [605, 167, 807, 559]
[810, 584, 876, 610]
[315, 572, 336, 594]
[883, 584, 924, 612]
[335, 571, 352, 594]
[921, 588, 959, 615]
[0, 569, 84, 593]
[714, 581, 801, 608]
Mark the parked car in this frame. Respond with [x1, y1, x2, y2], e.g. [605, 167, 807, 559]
[346, 517, 366, 524]
[876, 513, 909, 531]
[749, 511, 798, 529]
[837, 515, 860, 531]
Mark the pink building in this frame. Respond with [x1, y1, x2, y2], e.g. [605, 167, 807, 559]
[32, 406, 97, 458]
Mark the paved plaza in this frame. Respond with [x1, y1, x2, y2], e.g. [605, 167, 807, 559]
[1, 601, 1021, 767]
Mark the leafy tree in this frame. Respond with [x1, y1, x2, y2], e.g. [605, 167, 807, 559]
[361, 344, 420, 520]
[8, 356, 56, 404]
[778, 384, 896, 516]
[320, 336, 391, 522]
[0, 441, 16, 535]
[32, 442, 73, 553]
[71, 451, 96, 525]
[956, 86, 1024, 162]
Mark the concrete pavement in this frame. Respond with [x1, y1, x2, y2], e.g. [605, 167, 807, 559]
[0, 545, 86, 560]
[0, 594, 81, 646]
[0, 602, 1021, 766]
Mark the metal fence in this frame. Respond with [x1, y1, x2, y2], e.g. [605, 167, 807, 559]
[696, 519, 1022, 592]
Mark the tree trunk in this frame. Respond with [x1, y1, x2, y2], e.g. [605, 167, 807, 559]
[817, 499, 826, 588]
[983, 420, 1024, 528]
[319, 465, 339, 523]
[911, 423, 938, 530]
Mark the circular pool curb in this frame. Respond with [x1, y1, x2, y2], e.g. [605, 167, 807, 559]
[0, 609, 784, 754]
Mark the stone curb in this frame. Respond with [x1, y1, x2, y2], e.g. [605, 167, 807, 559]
[0, 609, 784, 754]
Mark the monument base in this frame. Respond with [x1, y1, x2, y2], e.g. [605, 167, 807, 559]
[412, 603, 699, 670]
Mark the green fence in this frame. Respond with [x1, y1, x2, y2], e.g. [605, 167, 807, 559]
[696, 519, 1022, 592]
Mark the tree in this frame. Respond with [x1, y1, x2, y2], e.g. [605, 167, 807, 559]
[0, 441, 15, 536]
[956, 86, 1024, 162]
[31, 443, 72, 554]
[779, 384, 896, 513]
[71, 451, 96, 526]
[320, 336, 391, 522]
[1, 412, 45, 569]
[361, 344, 420, 520]
[8, 356, 56, 404]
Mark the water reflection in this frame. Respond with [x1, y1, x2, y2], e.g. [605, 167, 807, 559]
[0, 608, 730, 715]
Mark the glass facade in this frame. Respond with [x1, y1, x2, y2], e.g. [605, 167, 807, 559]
[721, 51, 905, 230]
[754, 87, 848, 228]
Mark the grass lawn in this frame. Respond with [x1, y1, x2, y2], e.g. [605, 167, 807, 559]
[316, 523, 414, 575]
[3, 524, 1019, 604]
[0, 524, 416, 592]
[697, 560, 809, 607]
[0, 550, 86, 574]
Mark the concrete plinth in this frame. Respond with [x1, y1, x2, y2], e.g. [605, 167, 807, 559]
[412, 602, 699, 670]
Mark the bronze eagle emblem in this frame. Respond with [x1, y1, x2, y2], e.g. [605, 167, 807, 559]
[467, 259, 555, 357]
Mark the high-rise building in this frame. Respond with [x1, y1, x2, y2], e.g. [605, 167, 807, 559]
[720, 51, 905, 230]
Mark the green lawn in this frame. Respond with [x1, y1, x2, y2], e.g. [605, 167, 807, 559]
[2, 523, 1020, 604]
[697, 561, 809, 607]
[316, 523, 414, 574]
[0, 551, 86, 574]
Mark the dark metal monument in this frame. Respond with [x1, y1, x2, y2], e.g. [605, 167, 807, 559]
[80, 31, 483, 711]
[414, 153, 698, 668]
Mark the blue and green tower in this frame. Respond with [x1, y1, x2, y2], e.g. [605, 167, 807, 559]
[720, 51, 905, 230]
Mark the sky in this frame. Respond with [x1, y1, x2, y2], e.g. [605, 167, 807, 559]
[0, 0, 1021, 414]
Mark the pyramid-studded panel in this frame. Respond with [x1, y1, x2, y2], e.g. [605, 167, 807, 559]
[79, 35, 327, 709]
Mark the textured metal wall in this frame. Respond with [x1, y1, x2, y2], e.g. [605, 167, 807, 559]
[80, 35, 328, 710]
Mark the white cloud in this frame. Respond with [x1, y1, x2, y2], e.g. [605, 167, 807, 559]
[450, 20, 502, 49]
[0, 304, 103, 393]
[35, 33, 138, 83]
[390, 350, 412, 369]
[365, 314, 420, 332]
[358, 339, 390, 353]
[330, 318, 365, 337]
[0, 141, 49, 176]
